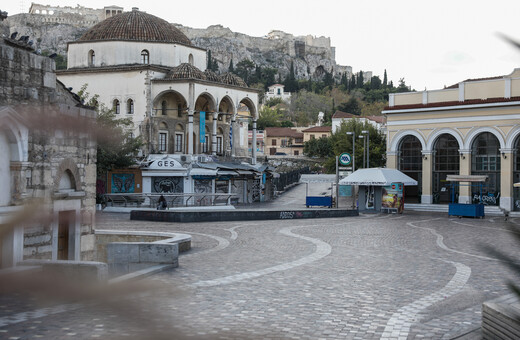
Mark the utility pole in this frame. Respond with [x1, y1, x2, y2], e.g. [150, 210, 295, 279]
[362, 130, 370, 168]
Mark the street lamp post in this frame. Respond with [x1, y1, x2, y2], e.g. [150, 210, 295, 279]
[347, 131, 356, 209]
[346, 131, 355, 172]
[358, 135, 365, 168]
[362, 130, 370, 168]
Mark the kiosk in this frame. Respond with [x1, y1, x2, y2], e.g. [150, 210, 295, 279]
[446, 175, 487, 218]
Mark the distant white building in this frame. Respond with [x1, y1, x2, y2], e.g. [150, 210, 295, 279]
[331, 110, 385, 133]
[264, 84, 291, 103]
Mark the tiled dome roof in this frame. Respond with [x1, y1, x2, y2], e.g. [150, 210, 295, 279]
[219, 73, 248, 87]
[78, 8, 191, 45]
[204, 70, 220, 82]
[166, 63, 206, 80]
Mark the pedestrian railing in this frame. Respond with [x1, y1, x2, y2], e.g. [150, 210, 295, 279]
[103, 193, 237, 208]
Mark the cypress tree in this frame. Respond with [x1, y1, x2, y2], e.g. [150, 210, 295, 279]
[207, 50, 212, 70]
[229, 59, 234, 73]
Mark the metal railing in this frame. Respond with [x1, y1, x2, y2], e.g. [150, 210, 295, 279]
[103, 193, 237, 208]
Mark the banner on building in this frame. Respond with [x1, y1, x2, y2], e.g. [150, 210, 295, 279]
[199, 111, 205, 143]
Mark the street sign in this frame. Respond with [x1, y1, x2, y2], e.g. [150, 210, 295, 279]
[339, 152, 351, 166]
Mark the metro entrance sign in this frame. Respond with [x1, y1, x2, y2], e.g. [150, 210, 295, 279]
[339, 152, 352, 166]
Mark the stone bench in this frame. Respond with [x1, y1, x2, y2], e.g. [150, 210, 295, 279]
[482, 293, 520, 340]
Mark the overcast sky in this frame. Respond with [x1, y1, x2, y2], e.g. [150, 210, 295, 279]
[4, 0, 520, 90]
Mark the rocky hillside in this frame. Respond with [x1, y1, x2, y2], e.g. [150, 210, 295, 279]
[2, 12, 353, 80]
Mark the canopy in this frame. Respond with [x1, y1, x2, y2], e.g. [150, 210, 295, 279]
[446, 175, 488, 182]
[339, 168, 418, 186]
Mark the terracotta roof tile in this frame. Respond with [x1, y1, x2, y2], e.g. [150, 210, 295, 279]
[165, 63, 206, 80]
[78, 9, 191, 45]
[265, 127, 303, 138]
[384, 96, 520, 111]
[302, 126, 332, 133]
[219, 73, 248, 87]
[332, 110, 357, 119]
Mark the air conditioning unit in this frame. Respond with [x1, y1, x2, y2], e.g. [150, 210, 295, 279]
[197, 155, 207, 163]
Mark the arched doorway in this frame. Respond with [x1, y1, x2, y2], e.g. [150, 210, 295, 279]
[471, 132, 500, 205]
[432, 134, 460, 204]
[514, 135, 520, 211]
[398, 135, 422, 203]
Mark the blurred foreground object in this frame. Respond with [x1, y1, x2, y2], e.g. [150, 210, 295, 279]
[1, 31, 97, 269]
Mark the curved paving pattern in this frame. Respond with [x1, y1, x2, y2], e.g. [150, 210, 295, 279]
[2, 210, 520, 339]
[193, 224, 332, 287]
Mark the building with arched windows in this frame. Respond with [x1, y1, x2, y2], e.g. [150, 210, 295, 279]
[57, 8, 268, 203]
[383, 69, 520, 211]
[57, 8, 259, 160]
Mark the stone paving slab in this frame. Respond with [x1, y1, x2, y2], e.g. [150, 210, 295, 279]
[1, 210, 520, 339]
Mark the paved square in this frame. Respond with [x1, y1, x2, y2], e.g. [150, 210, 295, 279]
[2, 208, 520, 339]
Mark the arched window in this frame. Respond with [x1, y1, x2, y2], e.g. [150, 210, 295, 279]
[59, 170, 76, 191]
[88, 50, 95, 67]
[161, 101, 167, 115]
[175, 124, 184, 153]
[398, 135, 422, 203]
[513, 135, 520, 210]
[432, 134, 460, 203]
[127, 99, 134, 114]
[472, 132, 500, 204]
[113, 99, 120, 114]
[188, 54, 194, 65]
[141, 50, 149, 64]
[158, 123, 168, 153]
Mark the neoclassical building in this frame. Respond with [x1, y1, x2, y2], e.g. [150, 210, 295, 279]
[383, 68, 520, 211]
[57, 7, 259, 159]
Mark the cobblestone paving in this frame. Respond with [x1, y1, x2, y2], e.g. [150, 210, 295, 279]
[1, 205, 520, 339]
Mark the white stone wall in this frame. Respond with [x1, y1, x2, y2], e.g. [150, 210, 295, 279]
[67, 41, 206, 70]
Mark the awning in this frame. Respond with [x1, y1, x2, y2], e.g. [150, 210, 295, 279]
[446, 175, 488, 182]
[217, 170, 239, 176]
[339, 168, 418, 186]
[142, 171, 188, 177]
[235, 170, 256, 176]
[190, 168, 218, 177]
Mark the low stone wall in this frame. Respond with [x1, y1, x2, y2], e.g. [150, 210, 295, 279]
[107, 242, 178, 277]
[95, 230, 191, 263]
[482, 294, 520, 339]
[20, 259, 108, 282]
[130, 208, 358, 223]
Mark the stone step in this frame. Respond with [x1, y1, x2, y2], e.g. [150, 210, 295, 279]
[404, 204, 520, 217]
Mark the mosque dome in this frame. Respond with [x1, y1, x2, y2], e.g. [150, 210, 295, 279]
[219, 73, 248, 88]
[166, 63, 206, 80]
[78, 8, 191, 45]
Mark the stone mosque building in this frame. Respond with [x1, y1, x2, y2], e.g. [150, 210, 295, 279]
[57, 8, 266, 203]
[57, 7, 259, 160]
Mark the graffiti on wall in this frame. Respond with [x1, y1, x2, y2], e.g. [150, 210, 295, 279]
[195, 179, 212, 205]
[112, 173, 135, 193]
[473, 192, 500, 205]
[152, 177, 183, 193]
[251, 179, 261, 202]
